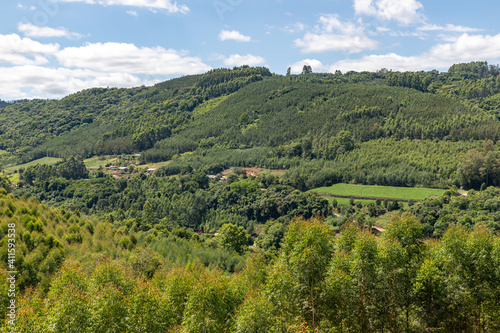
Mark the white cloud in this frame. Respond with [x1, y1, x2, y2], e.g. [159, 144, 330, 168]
[16, 3, 36, 10]
[354, 0, 424, 25]
[377, 22, 482, 39]
[389, 30, 426, 38]
[418, 23, 483, 33]
[294, 15, 378, 53]
[126, 10, 138, 16]
[0, 66, 149, 100]
[0, 34, 59, 65]
[219, 30, 252, 42]
[376, 26, 390, 33]
[0, 34, 211, 100]
[56, 42, 211, 75]
[330, 32, 500, 72]
[282, 22, 306, 33]
[331, 53, 422, 72]
[289, 59, 327, 74]
[18, 23, 84, 39]
[54, 0, 189, 14]
[221, 54, 266, 67]
[354, 0, 376, 15]
[429, 33, 500, 62]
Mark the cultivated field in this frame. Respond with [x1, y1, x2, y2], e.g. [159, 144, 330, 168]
[311, 183, 445, 201]
[84, 156, 120, 169]
[5, 157, 63, 171]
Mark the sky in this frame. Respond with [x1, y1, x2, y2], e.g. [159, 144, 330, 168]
[1, 0, 500, 100]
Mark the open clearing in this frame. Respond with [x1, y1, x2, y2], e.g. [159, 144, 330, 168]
[5, 157, 63, 171]
[84, 156, 120, 169]
[222, 168, 286, 177]
[311, 183, 445, 201]
[5, 173, 20, 184]
[2, 157, 63, 183]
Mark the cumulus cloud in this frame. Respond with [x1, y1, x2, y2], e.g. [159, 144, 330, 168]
[219, 30, 252, 42]
[0, 35, 211, 100]
[354, 0, 424, 25]
[294, 15, 378, 53]
[429, 33, 500, 62]
[54, 0, 189, 14]
[330, 32, 500, 72]
[331, 53, 422, 72]
[289, 59, 327, 73]
[18, 23, 84, 39]
[0, 34, 59, 65]
[56, 42, 211, 75]
[221, 54, 266, 67]
[0, 66, 149, 100]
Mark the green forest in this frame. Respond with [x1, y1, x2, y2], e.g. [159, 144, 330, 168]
[1, 61, 500, 332]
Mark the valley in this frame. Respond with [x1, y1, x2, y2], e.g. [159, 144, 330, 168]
[1, 63, 500, 332]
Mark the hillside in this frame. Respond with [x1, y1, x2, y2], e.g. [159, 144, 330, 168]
[0, 63, 499, 192]
[0, 66, 272, 163]
[0, 191, 140, 294]
[1, 63, 499, 166]
[1, 62, 500, 332]
[1, 203, 500, 332]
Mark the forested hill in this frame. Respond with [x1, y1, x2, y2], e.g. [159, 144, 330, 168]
[2, 63, 500, 332]
[0, 66, 272, 163]
[0, 62, 499, 166]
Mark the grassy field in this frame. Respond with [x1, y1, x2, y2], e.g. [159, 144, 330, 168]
[4, 173, 20, 184]
[84, 155, 173, 172]
[2, 157, 63, 183]
[139, 161, 172, 170]
[5, 157, 63, 171]
[84, 156, 119, 169]
[311, 183, 445, 201]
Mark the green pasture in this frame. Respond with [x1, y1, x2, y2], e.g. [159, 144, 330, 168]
[311, 183, 445, 201]
[84, 156, 119, 169]
[5, 172, 20, 184]
[139, 161, 172, 170]
[5, 157, 63, 172]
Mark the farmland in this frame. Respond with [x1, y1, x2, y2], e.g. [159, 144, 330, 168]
[1, 64, 500, 332]
[4, 156, 63, 171]
[0, 156, 63, 183]
[311, 183, 445, 201]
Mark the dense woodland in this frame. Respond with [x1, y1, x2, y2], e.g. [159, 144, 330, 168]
[1, 62, 500, 331]
[0, 194, 499, 332]
[2, 63, 499, 188]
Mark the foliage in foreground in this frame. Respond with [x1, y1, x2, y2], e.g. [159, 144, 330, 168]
[1, 215, 500, 332]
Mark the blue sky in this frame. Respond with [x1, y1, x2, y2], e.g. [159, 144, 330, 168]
[1, 0, 500, 100]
